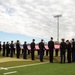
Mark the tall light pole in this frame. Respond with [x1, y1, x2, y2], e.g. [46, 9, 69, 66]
[54, 14, 62, 42]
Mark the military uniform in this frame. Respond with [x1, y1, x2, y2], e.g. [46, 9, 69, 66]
[71, 39, 75, 62]
[10, 41, 14, 57]
[48, 40, 54, 63]
[0, 42, 1, 53]
[39, 40, 44, 62]
[23, 42, 27, 59]
[66, 41, 71, 63]
[16, 41, 20, 58]
[2, 42, 6, 56]
[60, 40, 66, 63]
[30, 39, 35, 60]
[6, 42, 10, 57]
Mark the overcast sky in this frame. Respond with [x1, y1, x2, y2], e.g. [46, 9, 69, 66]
[0, 0, 75, 43]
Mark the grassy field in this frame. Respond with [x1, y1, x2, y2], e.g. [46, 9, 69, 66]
[0, 56, 75, 75]
[0, 51, 75, 75]
[0, 61, 75, 75]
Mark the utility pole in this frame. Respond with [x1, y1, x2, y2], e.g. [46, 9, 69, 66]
[54, 14, 62, 42]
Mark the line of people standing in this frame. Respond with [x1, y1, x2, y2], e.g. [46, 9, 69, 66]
[37, 37, 75, 63]
[60, 38, 75, 63]
[0, 37, 75, 63]
[0, 41, 15, 57]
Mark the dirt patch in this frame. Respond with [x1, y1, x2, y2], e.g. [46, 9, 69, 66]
[0, 57, 31, 63]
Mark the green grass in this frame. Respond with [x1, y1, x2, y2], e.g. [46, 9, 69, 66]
[0, 51, 75, 75]
[0, 62, 75, 75]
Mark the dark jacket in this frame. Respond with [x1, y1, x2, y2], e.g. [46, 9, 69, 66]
[0, 44, 1, 50]
[66, 43, 71, 50]
[6, 44, 9, 50]
[30, 42, 35, 50]
[72, 41, 75, 52]
[10, 43, 14, 50]
[48, 41, 54, 50]
[16, 43, 20, 50]
[23, 44, 27, 50]
[39, 42, 44, 51]
[60, 42, 66, 52]
[3, 44, 5, 50]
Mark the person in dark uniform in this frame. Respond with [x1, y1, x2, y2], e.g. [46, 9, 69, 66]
[30, 39, 35, 60]
[16, 40, 20, 58]
[66, 40, 71, 63]
[10, 41, 14, 57]
[39, 39, 45, 62]
[71, 38, 75, 62]
[23, 41, 28, 59]
[60, 39, 66, 63]
[2, 42, 6, 56]
[0, 41, 1, 53]
[6, 42, 10, 57]
[48, 37, 54, 63]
